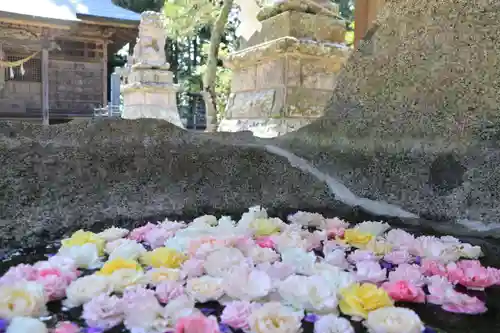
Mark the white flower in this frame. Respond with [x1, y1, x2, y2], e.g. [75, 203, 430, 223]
[109, 269, 145, 292]
[123, 292, 167, 333]
[144, 267, 185, 285]
[279, 275, 338, 313]
[288, 211, 326, 228]
[384, 229, 415, 250]
[237, 206, 269, 230]
[355, 261, 387, 283]
[6, 317, 48, 333]
[185, 276, 224, 302]
[365, 307, 424, 333]
[413, 236, 461, 263]
[248, 246, 280, 265]
[63, 275, 113, 308]
[313, 263, 356, 291]
[389, 264, 425, 287]
[203, 247, 247, 277]
[314, 314, 354, 333]
[323, 240, 351, 253]
[158, 219, 186, 233]
[98, 227, 129, 242]
[0, 281, 48, 319]
[163, 294, 200, 323]
[354, 221, 390, 237]
[109, 240, 146, 261]
[224, 265, 272, 301]
[192, 214, 219, 226]
[324, 217, 350, 230]
[57, 243, 102, 269]
[257, 262, 295, 282]
[281, 248, 316, 275]
[458, 243, 482, 259]
[164, 235, 191, 252]
[273, 226, 309, 252]
[248, 302, 303, 333]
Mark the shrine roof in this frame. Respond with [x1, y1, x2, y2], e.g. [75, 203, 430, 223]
[0, 0, 140, 25]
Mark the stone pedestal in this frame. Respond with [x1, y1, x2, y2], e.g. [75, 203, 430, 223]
[218, 4, 350, 137]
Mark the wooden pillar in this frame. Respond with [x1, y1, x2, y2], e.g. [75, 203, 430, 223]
[41, 30, 50, 126]
[354, 0, 385, 47]
[102, 41, 108, 107]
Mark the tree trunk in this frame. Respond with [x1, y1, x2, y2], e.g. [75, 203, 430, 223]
[202, 0, 233, 132]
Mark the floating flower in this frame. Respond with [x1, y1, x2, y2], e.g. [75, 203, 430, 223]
[0, 281, 48, 319]
[220, 301, 257, 330]
[248, 302, 303, 333]
[365, 239, 393, 256]
[458, 243, 482, 259]
[278, 275, 338, 313]
[257, 262, 295, 282]
[281, 247, 316, 275]
[288, 211, 326, 228]
[348, 250, 379, 263]
[193, 214, 219, 226]
[145, 267, 184, 285]
[0, 264, 37, 284]
[122, 286, 168, 333]
[425, 275, 453, 305]
[61, 230, 105, 255]
[203, 247, 247, 277]
[248, 246, 280, 265]
[108, 269, 145, 292]
[186, 276, 224, 302]
[441, 291, 487, 314]
[383, 250, 413, 265]
[223, 266, 272, 301]
[381, 280, 426, 303]
[181, 258, 206, 278]
[156, 280, 185, 303]
[34, 267, 69, 300]
[128, 223, 156, 242]
[175, 314, 220, 333]
[53, 322, 80, 333]
[339, 283, 394, 319]
[97, 227, 129, 242]
[354, 221, 391, 237]
[163, 294, 200, 323]
[188, 237, 228, 259]
[144, 227, 175, 249]
[446, 260, 496, 289]
[141, 247, 187, 269]
[384, 229, 416, 251]
[355, 261, 387, 284]
[255, 236, 276, 249]
[108, 239, 146, 261]
[57, 244, 102, 269]
[324, 249, 350, 269]
[82, 294, 124, 330]
[365, 307, 424, 333]
[272, 227, 309, 252]
[97, 258, 142, 276]
[342, 229, 374, 249]
[6, 317, 47, 333]
[313, 263, 356, 290]
[413, 236, 460, 263]
[63, 275, 112, 308]
[314, 314, 354, 333]
[250, 218, 283, 237]
[388, 264, 425, 287]
[420, 259, 447, 277]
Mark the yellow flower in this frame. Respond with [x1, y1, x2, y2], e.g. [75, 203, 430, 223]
[366, 239, 393, 255]
[0, 282, 47, 319]
[145, 268, 183, 284]
[140, 247, 187, 268]
[61, 230, 105, 255]
[250, 218, 281, 237]
[342, 229, 374, 249]
[97, 258, 142, 276]
[339, 283, 394, 319]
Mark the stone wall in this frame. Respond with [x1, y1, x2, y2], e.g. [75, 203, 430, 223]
[48, 59, 103, 114]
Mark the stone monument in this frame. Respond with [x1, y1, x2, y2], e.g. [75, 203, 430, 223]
[218, 0, 350, 137]
[121, 11, 184, 128]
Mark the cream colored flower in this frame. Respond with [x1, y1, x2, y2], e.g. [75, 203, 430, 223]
[63, 275, 112, 308]
[287, 211, 326, 228]
[109, 268, 145, 292]
[6, 317, 48, 333]
[458, 243, 482, 259]
[278, 275, 338, 313]
[313, 263, 356, 291]
[203, 247, 246, 277]
[144, 267, 185, 285]
[281, 247, 316, 275]
[314, 314, 354, 333]
[273, 225, 309, 252]
[248, 302, 303, 333]
[192, 215, 219, 226]
[248, 246, 280, 265]
[57, 243, 102, 269]
[0, 281, 48, 319]
[163, 294, 201, 323]
[109, 240, 147, 261]
[98, 227, 129, 242]
[224, 265, 272, 301]
[354, 221, 390, 237]
[185, 276, 224, 302]
[365, 307, 424, 333]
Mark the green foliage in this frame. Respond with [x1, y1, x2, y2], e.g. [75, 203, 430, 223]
[345, 21, 355, 46]
[163, 0, 220, 38]
[112, 0, 164, 12]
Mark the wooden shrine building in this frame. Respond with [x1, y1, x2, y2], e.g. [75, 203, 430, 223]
[0, 0, 139, 124]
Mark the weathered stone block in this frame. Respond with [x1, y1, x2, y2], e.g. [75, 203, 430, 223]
[301, 60, 339, 90]
[225, 89, 284, 118]
[286, 88, 331, 117]
[256, 59, 285, 89]
[230, 66, 257, 92]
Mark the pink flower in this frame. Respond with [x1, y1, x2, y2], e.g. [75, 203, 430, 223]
[355, 261, 387, 283]
[487, 267, 500, 285]
[420, 259, 447, 277]
[389, 264, 425, 287]
[156, 281, 185, 303]
[144, 227, 175, 249]
[0, 264, 37, 284]
[384, 229, 416, 250]
[35, 269, 69, 301]
[82, 294, 124, 330]
[255, 236, 275, 249]
[327, 227, 345, 239]
[188, 237, 227, 258]
[383, 250, 412, 265]
[220, 301, 256, 330]
[54, 322, 80, 333]
[175, 314, 220, 333]
[446, 260, 496, 289]
[426, 275, 454, 305]
[256, 262, 295, 281]
[128, 222, 156, 241]
[182, 258, 205, 278]
[348, 250, 378, 263]
[442, 291, 487, 314]
[306, 230, 326, 251]
[381, 280, 425, 303]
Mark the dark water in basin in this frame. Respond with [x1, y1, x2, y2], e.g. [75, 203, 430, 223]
[1, 208, 500, 333]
